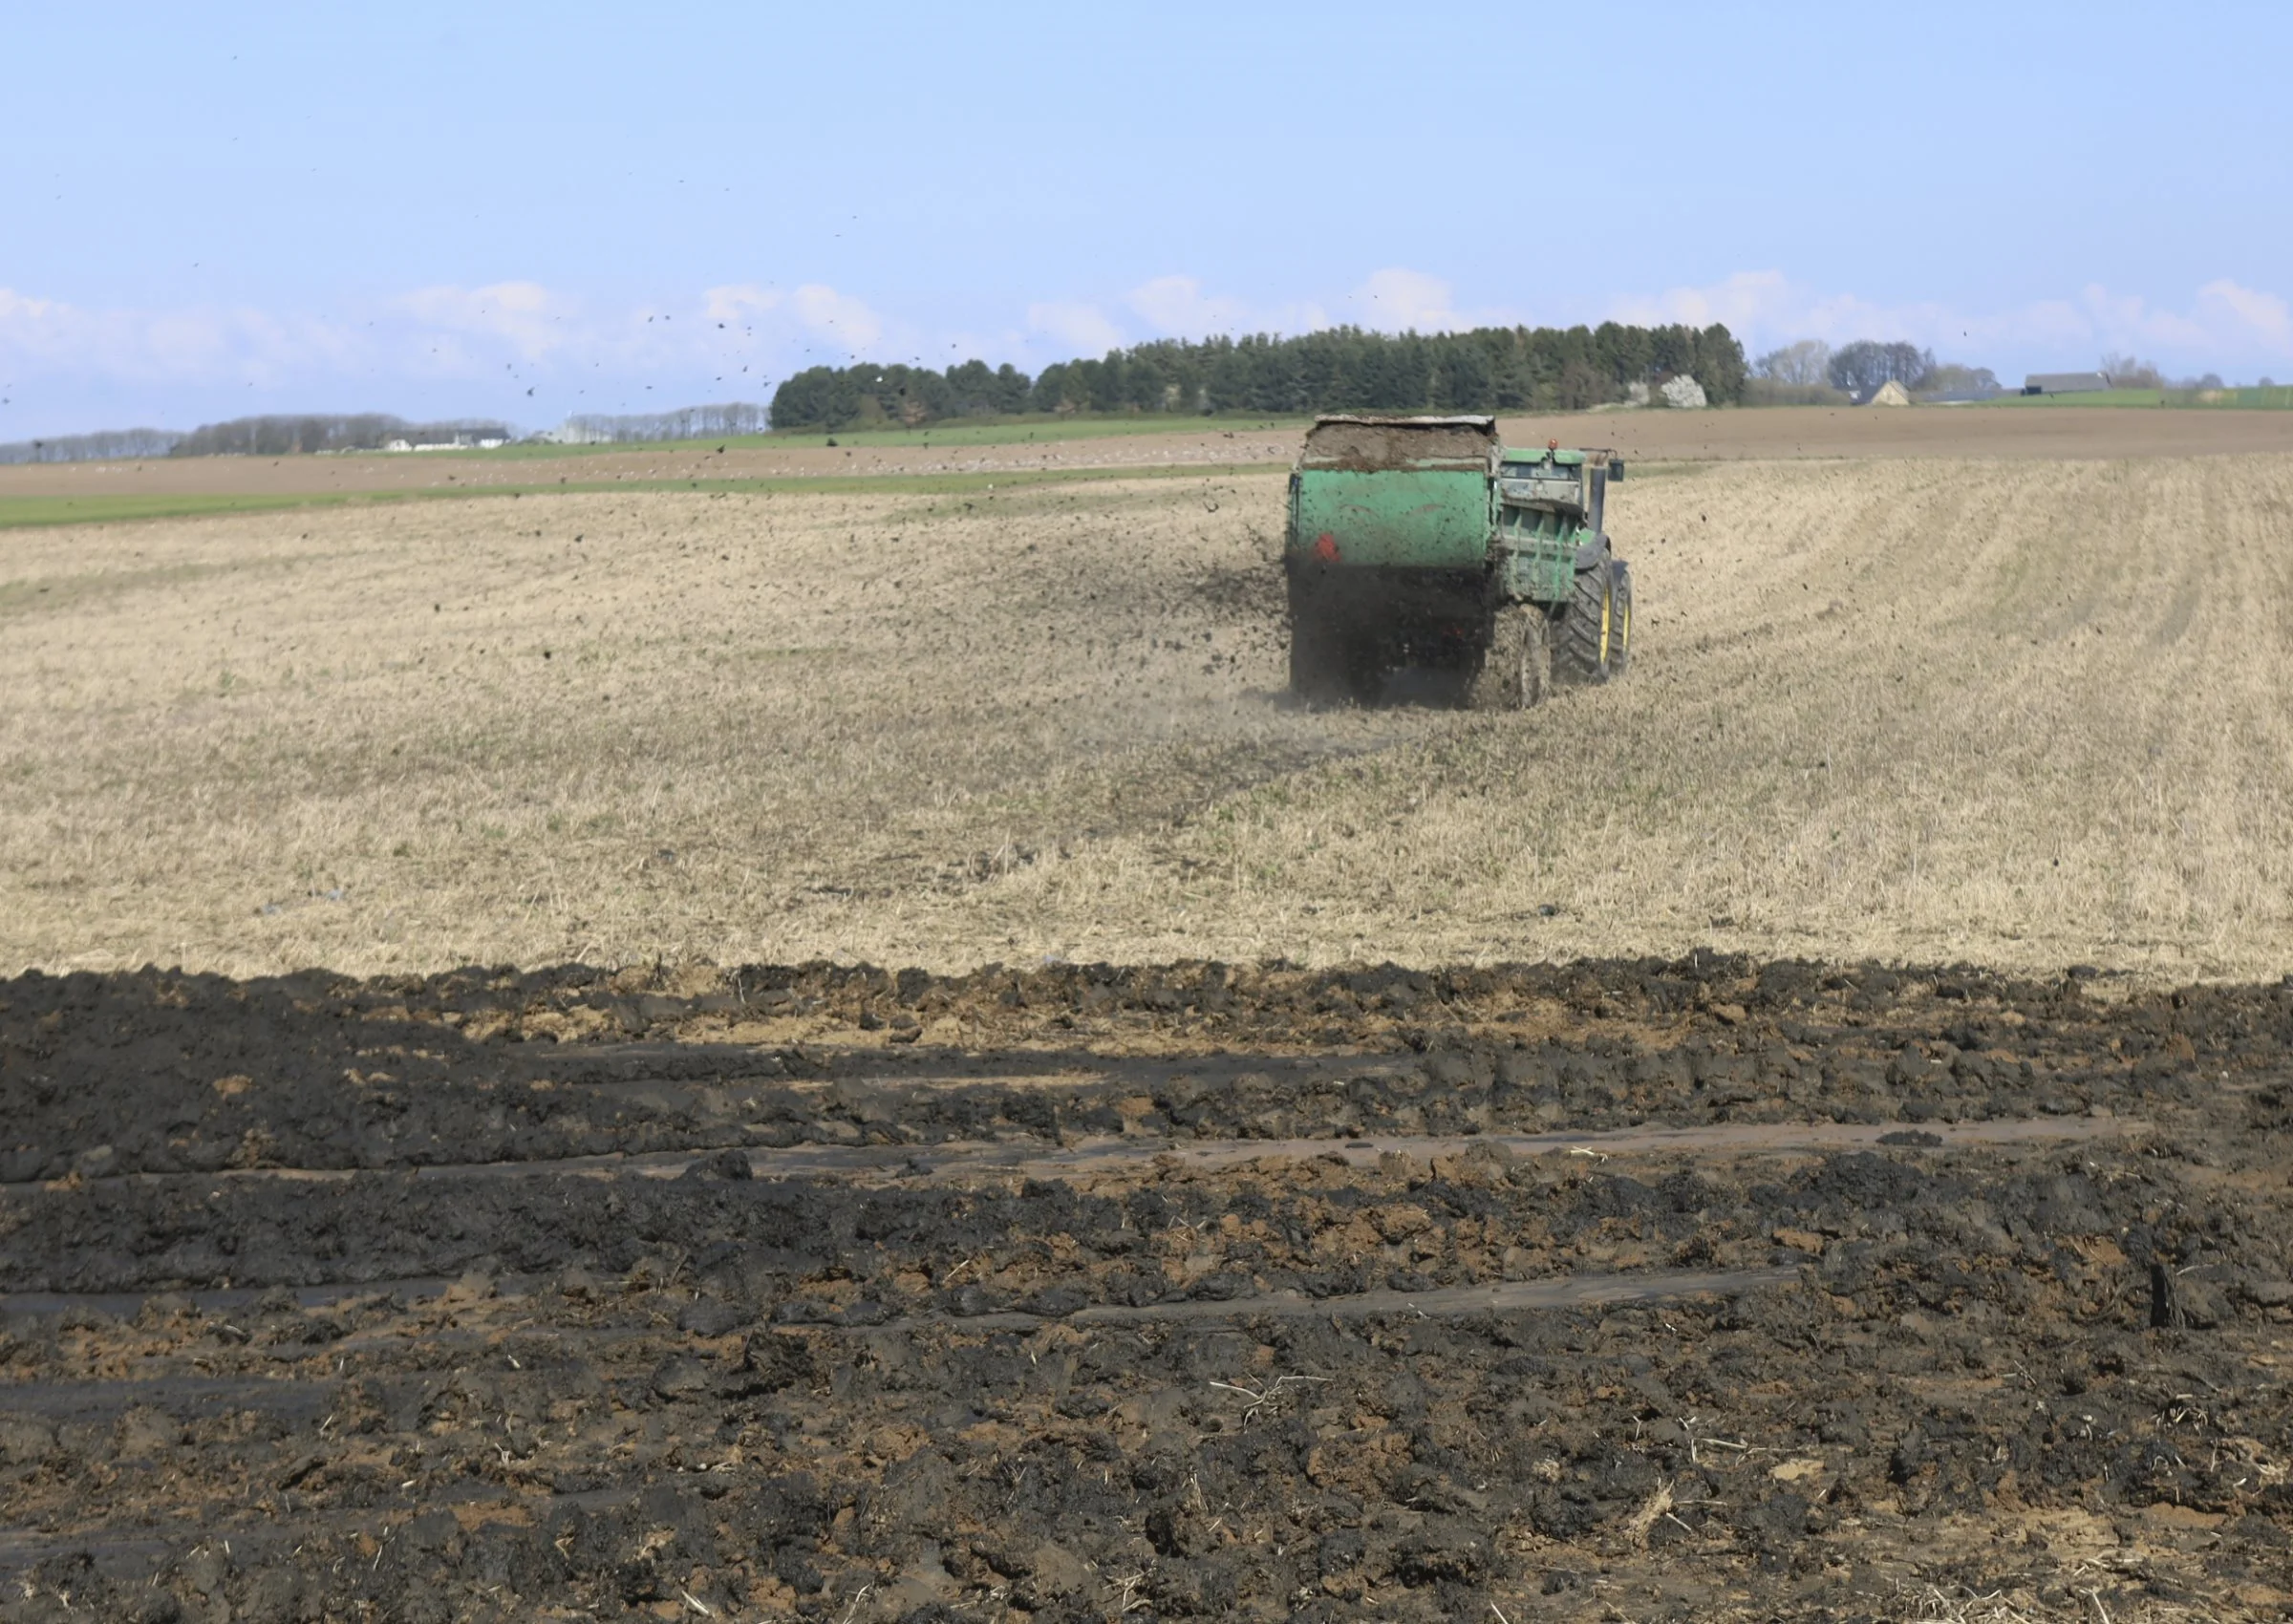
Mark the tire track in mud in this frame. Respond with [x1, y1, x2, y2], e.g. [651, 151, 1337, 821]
[0, 1105, 2139, 1202]
[2, 1268, 1799, 1342]
[889, 1267, 1800, 1333]
[4, 956, 2292, 1621]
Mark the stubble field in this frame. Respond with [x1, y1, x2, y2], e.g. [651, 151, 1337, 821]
[5, 433, 2293, 982]
[6, 414, 2293, 1623]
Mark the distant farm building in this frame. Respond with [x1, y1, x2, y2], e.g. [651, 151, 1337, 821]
[2023, 372, 2111, 396]
[1864, 380, 1913, 407]
[383, 431, 508, 452]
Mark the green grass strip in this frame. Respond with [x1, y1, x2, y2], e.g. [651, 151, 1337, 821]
[1975, 387, 2293, 410]
[1975, 389, 2169, 408]
[0, 491, 436, 530]
[453, 412, 1315, 459]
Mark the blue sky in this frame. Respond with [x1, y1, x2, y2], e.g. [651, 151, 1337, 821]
[5, 1, 2290, 437]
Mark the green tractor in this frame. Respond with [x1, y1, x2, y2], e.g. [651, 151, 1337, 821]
[1282, 415, 1631, 707]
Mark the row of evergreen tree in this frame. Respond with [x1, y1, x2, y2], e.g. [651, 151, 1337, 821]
[768, 322, 1746, 431]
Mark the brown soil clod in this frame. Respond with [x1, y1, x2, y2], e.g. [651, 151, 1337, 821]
[4, 955, 2291, 1620]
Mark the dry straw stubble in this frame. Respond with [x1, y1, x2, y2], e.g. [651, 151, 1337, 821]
[3, 452, 2290, 980]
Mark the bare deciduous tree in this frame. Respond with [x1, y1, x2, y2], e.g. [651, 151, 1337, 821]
[1754, 339, 1832, 386]
[2099, 353, 2165, 390]
[1828, 341, 1935, 396]
[0, 427, 182, 464]
[559, 402, 770, 443]
[1921, 364, 2001, 397]
[170, 416, 512, 457]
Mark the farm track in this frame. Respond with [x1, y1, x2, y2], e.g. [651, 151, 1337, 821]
[0, 1107, 2139, 1204]
[5, 955, 2293, 1620]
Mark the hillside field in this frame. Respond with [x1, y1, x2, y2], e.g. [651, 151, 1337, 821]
[6, 402, 2293, 531]
[4, 428, 2291, 983]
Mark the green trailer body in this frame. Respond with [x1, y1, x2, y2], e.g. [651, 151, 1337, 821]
[1291, 469, 1490, 569]
[1281, 415, 1632, 706]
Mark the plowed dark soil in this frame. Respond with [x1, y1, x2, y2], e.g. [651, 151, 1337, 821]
[4, 957, 2291, 1621]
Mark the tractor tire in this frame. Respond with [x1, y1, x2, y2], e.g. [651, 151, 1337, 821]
[1289, 600, 1349, 705]
[1606, 561, 1634, 679]
[1552, 562, 1617, 686]
[1464, 603, 1550, 710]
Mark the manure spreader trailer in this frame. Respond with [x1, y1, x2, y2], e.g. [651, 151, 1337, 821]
[1282, 414, 1632, 706]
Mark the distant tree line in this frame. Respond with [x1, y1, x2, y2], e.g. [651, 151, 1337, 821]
[0, 427, 183, 464]
[768, 361, 1033, 430]
[553, 402, 771, 444]
[1752, 339, 2001, 401]
[2099, 353, 2230, 391]
[169, 415, 513, 457]
[769, 323, 1747, 431]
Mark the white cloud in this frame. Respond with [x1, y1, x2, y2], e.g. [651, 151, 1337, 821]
[129, 310, 230, 374]
[702, 283, 779, 321]
[1609, 269, 1799, 334]
[1346, 268, 1467, 332]
[13, 265, 2289, 439]
[1314, 268, 1530, 334]
[392, 281, 572, 361]
[787, 284, 883, 351]
[1027, 300, 1126, 355]
[0, 276, 907, 431]
[0, 288, 65, 346]
[1024, 272, 1339, 357]
[1126, 275, 1247, 336]
[1615, 270, 2293, 373]
[1123, 274, 1330, 341]
[0, 287, 361, 386]
[700, 283, 885, 353]
[2193, 279, 2292, 353]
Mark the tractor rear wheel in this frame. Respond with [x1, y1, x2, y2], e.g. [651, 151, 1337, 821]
[1465, 603, 1549, 710]
[1606, 561, 1634, 678]
[1553, 562, 1617, 685]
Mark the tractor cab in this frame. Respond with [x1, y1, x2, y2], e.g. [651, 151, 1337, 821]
[1497, 443, 1621, 538]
